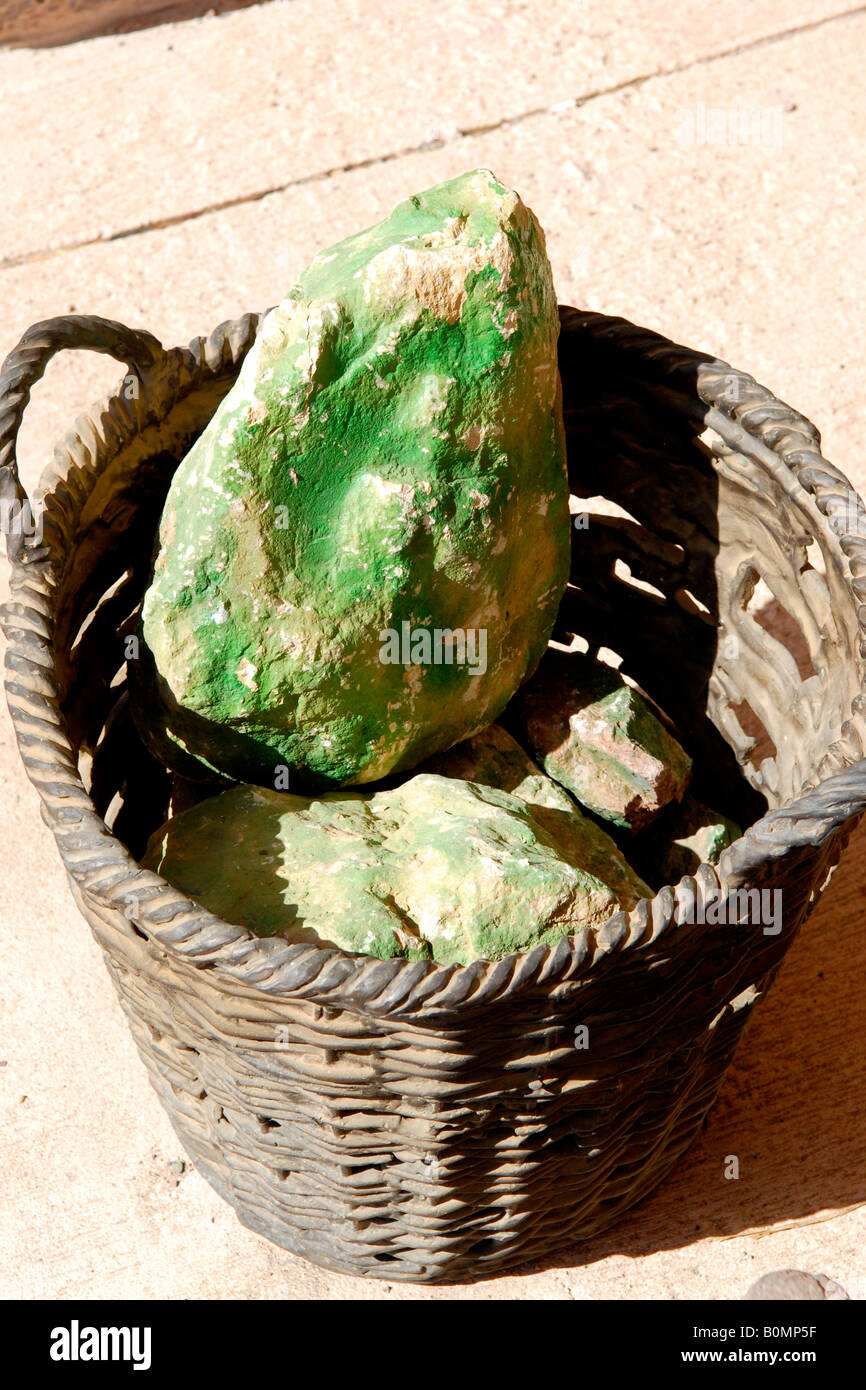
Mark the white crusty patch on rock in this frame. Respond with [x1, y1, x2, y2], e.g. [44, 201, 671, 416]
[462, 422, 503, 451]
[363, 229, 515, 325]
[236, 657, 258, 691]
[412, 373, 454, 425]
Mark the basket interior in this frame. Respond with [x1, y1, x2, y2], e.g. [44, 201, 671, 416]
[46, 318, 864, 874]
[558, 321, 863, 820]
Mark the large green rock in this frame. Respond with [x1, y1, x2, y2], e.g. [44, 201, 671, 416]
[508, 650, 692, 830]
[134, 169, 570, 788]
[142, 771, 651, 967]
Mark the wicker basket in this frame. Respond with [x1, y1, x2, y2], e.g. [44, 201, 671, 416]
[2, 308, 865, 1284]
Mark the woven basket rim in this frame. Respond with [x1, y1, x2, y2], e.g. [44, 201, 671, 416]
[3, 307, 866, 1013]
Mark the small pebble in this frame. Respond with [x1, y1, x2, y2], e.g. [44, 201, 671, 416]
[743, 1269, 849, 1300]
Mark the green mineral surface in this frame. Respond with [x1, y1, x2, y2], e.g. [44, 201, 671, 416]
[134, 169, 570, 789]
[142, 770, 651, 967]
[420, 721, 651, 904]
[653, 796, 741, 882]
[508, 650, 692, 830]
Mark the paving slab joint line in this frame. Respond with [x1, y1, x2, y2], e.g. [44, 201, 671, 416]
[2, 2, 865, 274]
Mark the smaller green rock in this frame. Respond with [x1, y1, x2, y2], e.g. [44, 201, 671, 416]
[653, 797, 741, 883]
[142, 769, 651, 967]
[420, 721, 651, 905]
[507, 650, 692, 830]
[421, 719, 574, 812]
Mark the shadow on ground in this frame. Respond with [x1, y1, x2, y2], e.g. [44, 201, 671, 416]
[0, 1, 264, 49]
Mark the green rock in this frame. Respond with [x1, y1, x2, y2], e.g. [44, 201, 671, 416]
[134, 169, 570, 788]
[507, 650, 692, 830]
[421, 719, 576, 812]
[420, 721, 651, 905]
[653, 797, 741, 882]
[142, 771, 651, 967]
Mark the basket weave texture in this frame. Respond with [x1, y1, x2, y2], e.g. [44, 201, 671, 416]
[2, 307, 865, 1283]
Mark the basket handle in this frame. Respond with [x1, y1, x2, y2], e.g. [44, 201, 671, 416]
[0, 314, 164, 564]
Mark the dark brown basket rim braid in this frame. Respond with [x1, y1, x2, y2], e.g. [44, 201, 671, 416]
[2, 309, 866, 1019]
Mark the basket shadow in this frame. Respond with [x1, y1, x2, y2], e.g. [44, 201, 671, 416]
[142, 788, 318, 944]
[514, 822, 866, 1278]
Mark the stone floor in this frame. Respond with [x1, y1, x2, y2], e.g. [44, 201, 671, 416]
[0, 0, 863, 1300]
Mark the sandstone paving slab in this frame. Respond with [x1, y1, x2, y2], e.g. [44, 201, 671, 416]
[0, 0, 854, 262]
[2, 12, 865, 509]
